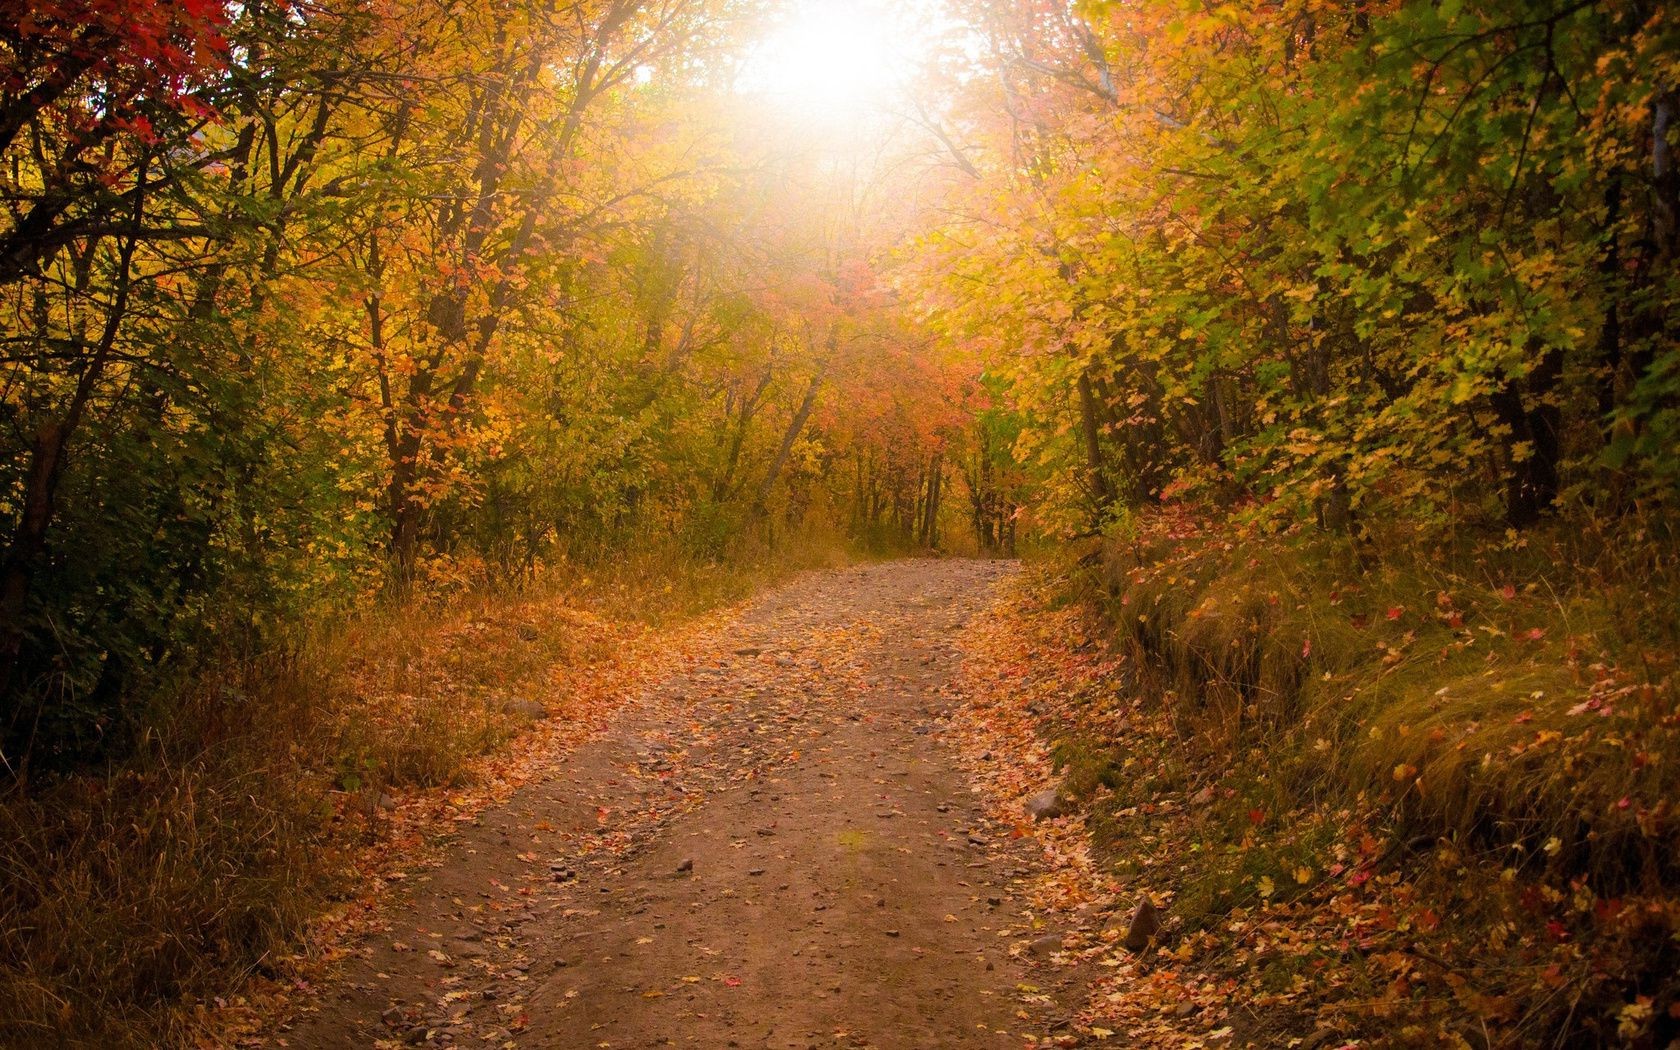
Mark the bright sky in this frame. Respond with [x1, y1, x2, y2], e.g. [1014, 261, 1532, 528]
[739, 1, 933, 119]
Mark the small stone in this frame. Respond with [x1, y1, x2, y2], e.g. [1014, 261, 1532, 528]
[381, 1006, 406, 1027]
[748, 868, 765, 876]
[1028, 934, 1062, 956]
[677, 858, 693, 873]
[1025, 788, 1065, 821]
[884, 929, 900, 937]
[1122, 897, 1162, 952]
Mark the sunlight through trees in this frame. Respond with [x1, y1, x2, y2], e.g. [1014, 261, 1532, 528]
[1, 0, 1677, 1043]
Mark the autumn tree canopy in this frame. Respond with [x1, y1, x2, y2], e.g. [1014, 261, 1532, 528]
[2, 0, 1676, 768]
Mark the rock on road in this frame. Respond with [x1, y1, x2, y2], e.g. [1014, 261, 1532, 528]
[281, 559, 1083, 1050]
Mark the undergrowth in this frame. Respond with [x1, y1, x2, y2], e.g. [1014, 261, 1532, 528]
[1029, 507, 1680, 1047]
[0, 531, 853, 1049]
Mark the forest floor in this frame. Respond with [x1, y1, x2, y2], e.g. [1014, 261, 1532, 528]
[263, 559, 1096, 1050]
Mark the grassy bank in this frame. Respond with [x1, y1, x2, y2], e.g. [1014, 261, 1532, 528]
[976, 509, 1679, 1046]
[0, 533, 853, 1049]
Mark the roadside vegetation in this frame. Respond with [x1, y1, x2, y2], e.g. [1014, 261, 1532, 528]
[960, 516, 1678, 1045]
[0, 532, 850, 1047]
[913, 0, 1680, 1039]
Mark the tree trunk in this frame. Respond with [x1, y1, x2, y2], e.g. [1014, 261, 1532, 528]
[920, 453, 943, 547]
[1493, 344, 1564, 528]
[754, 371, 823, 515]
[1075, 369, 1115, 516]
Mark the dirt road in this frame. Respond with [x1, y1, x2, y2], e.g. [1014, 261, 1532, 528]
[280, 559, 1083, 1049]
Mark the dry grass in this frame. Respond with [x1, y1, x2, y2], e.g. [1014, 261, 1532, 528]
[0, 531, 853, 1049]
[1055, 507, 1680, 1044]
[0, 660, 341, 1047]
[1094, 509, 1680, 886]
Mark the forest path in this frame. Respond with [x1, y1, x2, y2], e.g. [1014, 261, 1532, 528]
[281, 559, 1085, 1050]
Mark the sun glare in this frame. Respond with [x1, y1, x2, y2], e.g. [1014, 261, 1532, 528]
[743, 2, 918, 118]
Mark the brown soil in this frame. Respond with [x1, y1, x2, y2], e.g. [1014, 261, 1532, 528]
[275, 559, 1086, 1049]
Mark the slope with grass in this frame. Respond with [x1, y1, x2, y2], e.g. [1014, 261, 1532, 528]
[958, 513, 1680, 1047]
